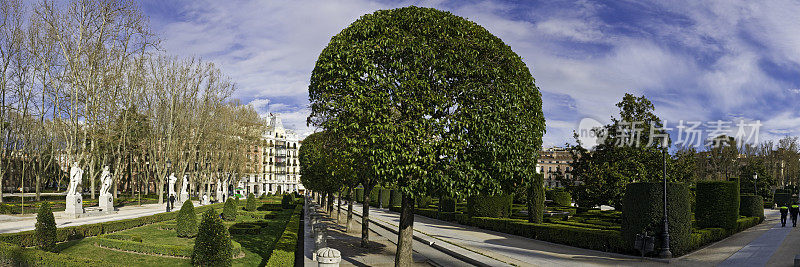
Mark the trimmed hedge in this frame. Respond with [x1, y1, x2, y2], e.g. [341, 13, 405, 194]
[176, 200, 198, 238]
[439, 198, 456, 213]
[282, 194, 295, 209]
[467, 217, 625, 253]
[223, 198, 237, 221]
[467, 194, 513, 218]
[102, 234, 143, 242]
[774, 192, 792, 207]
[355, 188, 365, 203]
[193, 209, 234, 266]
[379, 188, 390, 207]
[0, 242, 114, 266]
[389, 190, 402, 207]
[688, 216, 763, 251]
[96, 235, 242, 258]
[35, 202, 56, 250]
[696, 181, 739, 230]
[228, 222, 262, 235]
[246, 193, 257, 211]
[0, 202, 226, 247]
[739, 194, 764, 220]
[416, 195, 433, 209]
[529, 173, 545, 223]
[266, 205, 302, 267]
[622, 182, 692, 256]
[548, 190, 572, 207]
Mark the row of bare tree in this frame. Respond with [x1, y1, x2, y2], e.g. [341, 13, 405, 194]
[0, 0, 264, 205]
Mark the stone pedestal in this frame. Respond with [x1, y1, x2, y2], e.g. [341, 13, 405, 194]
[180, 192, 189, 206]
[65, 194, 84, 217]
[99, 194, 114, 212]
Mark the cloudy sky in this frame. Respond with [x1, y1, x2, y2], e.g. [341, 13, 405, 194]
[140, 0, 800, 148]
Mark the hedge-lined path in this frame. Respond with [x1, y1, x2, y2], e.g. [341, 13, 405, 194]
[719, 210, 788, 266]
[0, 202, 184, 234]
[345, 202, 663, 267]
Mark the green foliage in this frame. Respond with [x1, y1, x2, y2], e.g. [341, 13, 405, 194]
[466, 217, 625, 253]
[527, 173, 545, 223]
[0, 242, 114, 266]
[35, 202, 56, 250]
[299, 131, 349, 197]
[176, 200, 198, 238]
[228, 222, 262, 235]
[265, 206, 302, 267]
[389, 190, 402, 207]
[308, 5, 544, 202]
[696, 181, 739, 230]
[102, 234, 143, 242]
[355, 188, 364, 203]
[416, 195, 433, 209]
[223, 198, 237, 221]
[774, 192, 792, 207]
[739, 194, 764, 220]
[193, 209, 233, 267]
[246, 193, 257, 212]
[621, 183, 692, 256]
[467, 194, 513, 218]
[439, 198, 457, 213]
[378, 188, 390, 207]
[281, 194, 295, 209]
[548, 190, 572, 207]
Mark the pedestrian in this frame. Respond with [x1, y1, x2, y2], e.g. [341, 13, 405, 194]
[169, 194, 176, 211]
[780, 206, 788, 227]
[791, 204, 799, 227]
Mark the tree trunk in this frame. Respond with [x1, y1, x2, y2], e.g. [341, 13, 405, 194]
[395, 193, 415, 267]
[361, 184, 373, 247]
[347, 187, 354, 232]
[327, 193, 334, 214]
[90, 151, 96, 199]
[337, 188, 342, 224]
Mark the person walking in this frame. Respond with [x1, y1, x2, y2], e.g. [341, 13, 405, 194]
[169, 194, 176, 212]
[791, 204, 799, 227]
[780, 206, 789, 227]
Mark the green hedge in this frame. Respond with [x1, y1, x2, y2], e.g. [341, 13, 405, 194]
[467, 194, 513, 218]
[102, 234, 143, 242]
[379, 188, 390, 207]
[0, 241, 114, 266]
[0, 203, 225, 247]
[35, 202, 56, 250]
[368, 187, 390, 207]
[621, 182, 692, 256]
[355, 188, 364, 203]
[246, 193, 257, 211]
[696, 181, 739, 230]
[548, 190, 572, 207]
[774, 192, 792, 207]
[193, 209, 234, 266]
[439, 198, 456, 213]
[416, 195, 433, 209]
[739, 194, 764, 220]
[228, 222, 263, 235]
[266, 205, 302, 267]
[688, 216, 763, 251]
[96, 236, 242, 258]
[467, 217, 625, 253]
[281, 194, 295, 209]
[389, 190, 402, 207]
[223, 198, 238, 221]
[176, 200, 198, 238]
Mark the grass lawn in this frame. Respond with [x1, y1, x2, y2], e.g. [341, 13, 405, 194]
[54, 196, 295, 266]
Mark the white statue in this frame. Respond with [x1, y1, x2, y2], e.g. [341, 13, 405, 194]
[99, 166, 112, 196]
[179, 175, 189, 204]
[168, 173, 177, 198]
[68, 162, 83, 196]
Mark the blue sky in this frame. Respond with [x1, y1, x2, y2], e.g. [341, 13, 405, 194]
[140, 0, 800, 147]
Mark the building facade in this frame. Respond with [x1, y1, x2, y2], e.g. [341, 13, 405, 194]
[537, 147, 574, 188]
[237, 115, 303, 196]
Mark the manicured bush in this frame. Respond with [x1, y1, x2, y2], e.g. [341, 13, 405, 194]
[465, 217, 625, 253]
[736, 216, 762, 232]
[265, 205, 302, 267]
[774, 192, 792, 207]
[416, 195, 433, 209]
[622, 182, 692, 256]
[0, 241, 113, 266]
[102, 234, 143, 242]
[355, 188, 364, 203]
[223, 198, 237, 221]
[281, 194, 295, 209]
[439, 198, 457, 213]
[176, 200, 198, 238]
[369, 187, 381, 206]
[467, 194, 513, 218]
[193, 209, 233, 266]
[379, 188, 390, 207]
[35, 202, 56, 250]
[763, 201, 774, 209]
[389, 190, 402, 207]
[528, 173, 545, 223]
[246, 193, 257, 211]
[228, 222, 262, 235]
[739, 194, 764, 220]
[696, 181, 739, 231]
[549, 190, 572, 207]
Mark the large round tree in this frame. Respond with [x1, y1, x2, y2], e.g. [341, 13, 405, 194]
[309, 6, 545, 266]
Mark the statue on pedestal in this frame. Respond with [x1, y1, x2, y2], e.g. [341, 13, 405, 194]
[179, 175, 189, 205]
[99, 166, 114, 212]
[216, 179, 223, 203]
[66, 162, 84, 216]
[168, 173, 177, 209]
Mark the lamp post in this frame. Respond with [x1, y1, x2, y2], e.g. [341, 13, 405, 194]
[753, 173, 758, 196]
[659, 146, 672, 258]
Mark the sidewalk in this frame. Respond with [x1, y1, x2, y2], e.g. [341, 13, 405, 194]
[0, 202, 189, 234]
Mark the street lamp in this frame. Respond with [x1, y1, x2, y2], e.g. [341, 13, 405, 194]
[753, 173, 758, 196]
[660, 146, 672, 258]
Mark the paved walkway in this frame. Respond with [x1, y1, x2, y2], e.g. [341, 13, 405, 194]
[0, 202, 187, 234]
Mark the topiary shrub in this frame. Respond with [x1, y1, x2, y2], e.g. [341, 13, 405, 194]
[696, 181, 739, 231]
[467, 194, 513, 218]
[549, 190, 572, 207]
[739, 194, 764, 220]
[416, 195, 433, 209]
[246, 193, 257, 212]
[774, 192, 792, 207]
[379, 188, 390, 207]
[389, 190, 402, 207]
[528, 173, 545, 223]
[222, 198, 237, 221]
[281, 194, 295, 209]
[439, 197, 457, 213]
[355, 188, 364, 203]
[369, 187, 381, 206]
[622, 182, 691, 256]
[35, 202, 56, 250]
[192, 209, 233, 267]
[176, 200, 198, 238]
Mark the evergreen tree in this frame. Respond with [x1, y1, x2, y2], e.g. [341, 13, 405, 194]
[245, 193, 256, 211]
[192, 209, 233, 266]
[222, 198, 237, 221]
[35, 202, 56, 250]
[176, 200, 198, 238]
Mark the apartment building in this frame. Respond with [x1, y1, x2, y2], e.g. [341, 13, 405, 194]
[237, 114, 303, 196]
[537, 147, 575, 188]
